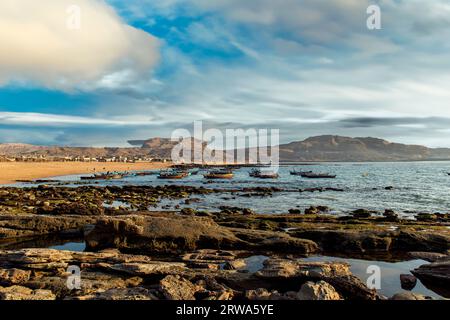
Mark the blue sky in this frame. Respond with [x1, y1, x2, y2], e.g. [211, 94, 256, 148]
[1, 0, 450, 147]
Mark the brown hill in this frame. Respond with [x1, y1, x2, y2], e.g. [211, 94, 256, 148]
[1, 135, 450, 162]
[278, 135, 445, 161]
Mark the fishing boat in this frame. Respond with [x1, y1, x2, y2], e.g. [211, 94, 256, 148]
[80, 173, 124, 181]
[290, 170, 313, 176]
[134, 171, 155, 177]
[249, 168, 261, 177]
[204, 169, 234, 179]
[249, 168, 279, 179]
[301, 172, 336, 179]
[157, 170, 188, 180]
[107, 174, 124, 180]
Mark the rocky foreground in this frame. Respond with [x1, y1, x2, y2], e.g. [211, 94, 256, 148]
[0, 186, 449, 300]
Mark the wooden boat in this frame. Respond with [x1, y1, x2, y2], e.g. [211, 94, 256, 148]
[290, 170, 313, 176]
[301, 172, 336, 179]
[134, 171, 155, 177]
[80, 174, 108, 181]
[81, 173, 124, 180]
[249, 169, 279, 179]
[249, 168, 261, 177]
[204, 170, 234, 179]
[157, 170, 188, 180]
[107, 174, 124, 180]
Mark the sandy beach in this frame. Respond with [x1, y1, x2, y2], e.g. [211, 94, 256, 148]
[0, 161, 171, 185]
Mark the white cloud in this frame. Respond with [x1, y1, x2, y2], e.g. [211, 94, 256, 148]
[0, 112, 153, 127]
[0, 0, 159, 90]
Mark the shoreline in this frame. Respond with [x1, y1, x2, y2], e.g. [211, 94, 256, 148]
[0, 161, 171, 185]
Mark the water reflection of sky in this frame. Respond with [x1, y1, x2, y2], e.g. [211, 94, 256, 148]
[303, 255, 443, 299]
[13, 162, 450, 216]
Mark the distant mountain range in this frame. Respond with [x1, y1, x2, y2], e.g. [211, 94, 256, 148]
[1, 136, 450, 162]
[277, 135, 450, 162]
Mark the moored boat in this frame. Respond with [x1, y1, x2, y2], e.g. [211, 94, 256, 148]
[204, 170, 234, 179]
[301, 172, 336, 179]
[249, 168, 279, 179]
[80, 173, 122, 181]
[157, 170, 188, 180]
[290, 170, 313, 176]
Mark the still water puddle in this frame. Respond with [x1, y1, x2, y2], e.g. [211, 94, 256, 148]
[49, 242, 86, 252]
[242, 254, 445, 299]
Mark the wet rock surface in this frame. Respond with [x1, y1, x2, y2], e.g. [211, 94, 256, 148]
[411, 260, 450, 298]
[0, 185, 449, 300]
[0, 248, 379, 300]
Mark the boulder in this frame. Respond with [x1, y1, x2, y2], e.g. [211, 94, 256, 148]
[159, 275, 197, 300]
[245, 288, 273, 300]
[411, 261, 450, 298]
[0, 214, 95, 240]
[392, 231, 450, 252]
[0, 268, 31, 285]
[85, 215, 319, 254]
[0, 285, 56, 300]
[352, 209, 372, 218]
[255, 259, 379, 300]
[291, 229, 450, 254]
[291, 229, 392, 253]
[382, 210, 399, 222]
[229, 228, 319, 254]
[400, 274, 417, 290]
[85, 215, 243, 254]
[297, 281, 341, 300]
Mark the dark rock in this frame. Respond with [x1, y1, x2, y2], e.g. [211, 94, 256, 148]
[352, 209, 372, 219]
[400, 274, 417, 290]
[305, 207, 319, 215]
[0, 215, 96, 240]
[411, 261, 450, 298]
[229, 228, 319, 254]
[382, 209, 399, 222]
[415, 213, 437, 222]
[408, 252, 449, 262]
[291, 229, 392, 253]
[85, 214, 242, 254]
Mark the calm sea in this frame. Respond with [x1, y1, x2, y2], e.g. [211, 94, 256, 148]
[21, 161, 450, 216]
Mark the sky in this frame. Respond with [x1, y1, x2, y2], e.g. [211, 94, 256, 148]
[1, 0, 450, 147]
